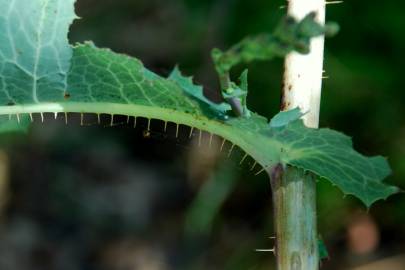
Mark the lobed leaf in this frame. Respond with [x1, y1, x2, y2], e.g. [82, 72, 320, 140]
[269, 107, 305, 128]
[212, 12, 339, 76]
[0, 0, 398, 206]
[169, 66, 231, 116]
[270, 120, 398, 207]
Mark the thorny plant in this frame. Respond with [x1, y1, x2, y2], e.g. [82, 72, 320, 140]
[0, 0, 399, 267]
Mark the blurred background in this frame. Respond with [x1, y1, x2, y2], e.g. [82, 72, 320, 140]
[0, 0, 404, 269]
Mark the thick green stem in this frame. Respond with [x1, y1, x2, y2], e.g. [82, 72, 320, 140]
[270, 165, 318, 270]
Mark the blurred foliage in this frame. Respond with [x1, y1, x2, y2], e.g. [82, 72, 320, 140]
[0, 0, 403, 269]
[185, 160, 237, 237]
[0, 117, 29, 134]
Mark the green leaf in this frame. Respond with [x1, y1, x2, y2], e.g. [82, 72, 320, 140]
[211, 13, 338, 119]
[221, 70, 251, 118]
[0, 0, 397, 206]
[0, 0, 77, 104]
[168, 66, 231, 116]
[269, 107, 305, 128]
[270, 119, 398, 207]
[212, 12, 338, 76]
[318, 238, 329, 260]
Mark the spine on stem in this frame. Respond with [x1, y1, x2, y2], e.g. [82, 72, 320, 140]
[270, 0, 326, 269]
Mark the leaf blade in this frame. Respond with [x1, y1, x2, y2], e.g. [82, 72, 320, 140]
[0, 0, 397, 206]
[0, 0, 76, 104]
[274, 120, 397, 206]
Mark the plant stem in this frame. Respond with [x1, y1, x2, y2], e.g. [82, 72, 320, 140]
[270, 165, 318, 270]
[281, 0, 326, 128]
[270, 0, 326, 269]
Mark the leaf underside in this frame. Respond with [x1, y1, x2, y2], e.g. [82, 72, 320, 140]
[0, 0, 398, 206]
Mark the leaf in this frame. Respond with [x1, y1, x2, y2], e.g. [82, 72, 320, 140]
[318, 238, 329, 261]
[211, 13, 338, 119]
[269, 107, 305, 128]
[168, 66, 231, 115]
[212, 12, 339, 76]
[0, 0, 397, 206]
[0, 0, 77, 104]
[221, 70, 251, 117]
[270, 119, 398, 207]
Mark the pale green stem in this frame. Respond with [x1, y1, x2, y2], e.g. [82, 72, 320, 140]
[269, 165, 318, 270]
[271, 0, 326, 268]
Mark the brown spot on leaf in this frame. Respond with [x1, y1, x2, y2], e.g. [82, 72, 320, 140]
[64, 93, 71, 99]
[7, 101, 15, 106]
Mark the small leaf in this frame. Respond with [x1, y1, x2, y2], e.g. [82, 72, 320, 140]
[221, 70, 250, 117]
[239, 70, 248, 92]
[212, 13, 338, 76]
[269, 107, 305, 128]
[169, 66, 231, 115]
[318, 238, 329, 261]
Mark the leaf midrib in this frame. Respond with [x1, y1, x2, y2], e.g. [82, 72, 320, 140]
[32, 0, 51, 103]
[0, 102, 283, 169]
